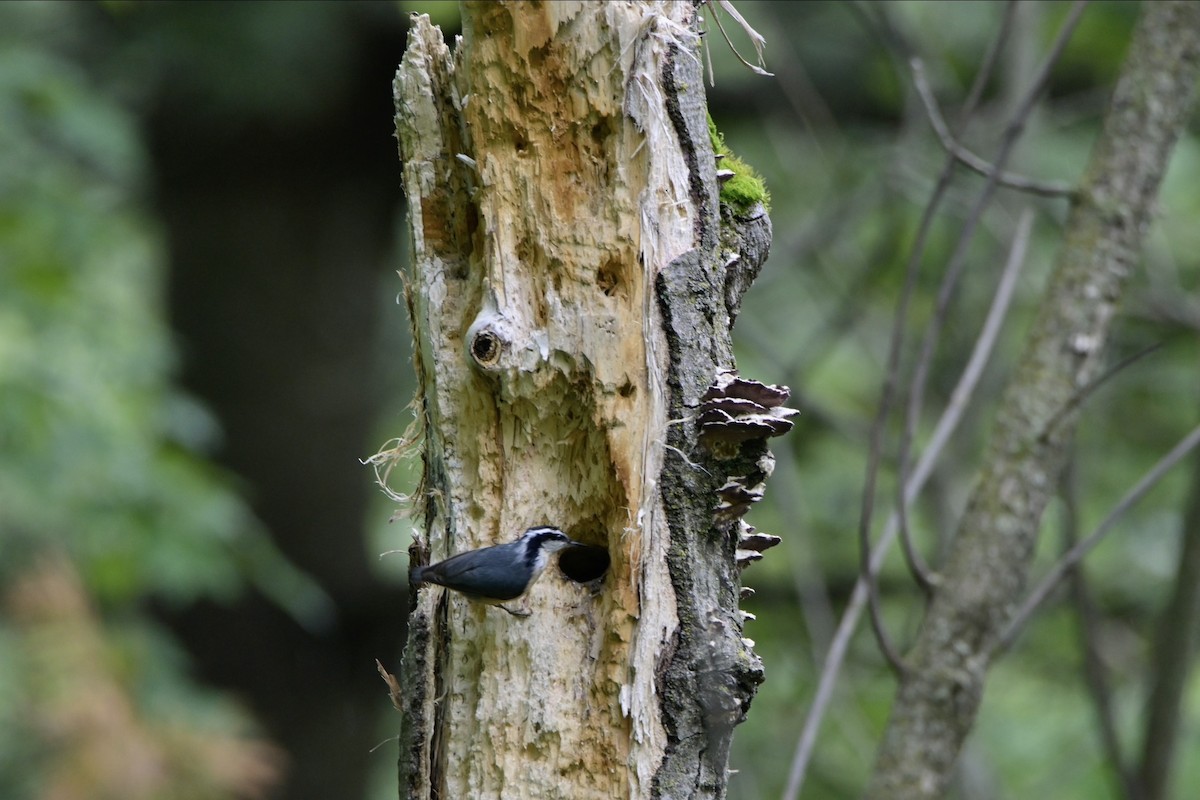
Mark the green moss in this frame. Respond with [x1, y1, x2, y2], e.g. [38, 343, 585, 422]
[707, 114, 770, 213]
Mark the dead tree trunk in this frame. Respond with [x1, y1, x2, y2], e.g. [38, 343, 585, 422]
[390, 2, 782, 798]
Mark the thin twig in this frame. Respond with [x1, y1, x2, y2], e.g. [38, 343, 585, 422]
[890, 0, 1025, 599]
[887, 0, 1024, 601]
[781, 206, 1032, 800]
[774, 446, 839, 667]
[955, 1, 1019, 124]
[783, 6, 1034, 796]
[1137, 427, 1200, 800]
[849, 5, 1019, 676]
[857, 223, 919, 675]
[997, 422, 1200, 653]
[1060, 456, 1141, 800]
[899, 0, 1088, 578]
[757, 2, 841, 140]
[911, 59, 1078, 199]
[702, 0, 774, 77]
[792, 4, 1084, 777]
[860, 511, 909, 676]
[898, 210, 1033, 597]
[1038, 342, 1164, 443]
[716, 0, 769, 65]
[904, 0, 1089, 458]
[894, 458, 938, 597]
[857, 251, 920, 674]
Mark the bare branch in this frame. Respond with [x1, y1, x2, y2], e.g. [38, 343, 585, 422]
[783, 6, 1029, 793]
[998, 422, 1200, 652]
[900, 210, 1035, 596]
[853, 0, 1043, 685]
[1038, 342, 1164, 443]
[901, 0, 1090, 519]
[894, 467, 938, 597]
[782, 207, 1033, 800]
[890, 0, 1023, 599]
[1059, 457, 1141, 800]
[957, 0, 1020, 123]
[1138, 432, 1200, 800]
[860, 0, 1200, 793]
[895, 0, 1088, 603]
[756, 3, 840, 140]
[702, 0, 774, 78]
[911, 59, 1078, 199]
[860, 523, 910, 676]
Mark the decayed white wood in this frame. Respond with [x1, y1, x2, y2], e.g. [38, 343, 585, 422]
[394, 3, 707, 797]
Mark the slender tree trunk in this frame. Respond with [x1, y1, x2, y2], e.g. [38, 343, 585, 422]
[391, 3, 779, 797]
[865, 3, 1200, 798]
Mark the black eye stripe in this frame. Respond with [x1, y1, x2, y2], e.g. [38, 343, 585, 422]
[520, 527, 570, 569]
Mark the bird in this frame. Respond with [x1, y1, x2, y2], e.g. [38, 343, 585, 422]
[409, 526, 580, 616]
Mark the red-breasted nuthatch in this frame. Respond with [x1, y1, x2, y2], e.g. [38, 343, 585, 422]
[409, 526, 580, 616]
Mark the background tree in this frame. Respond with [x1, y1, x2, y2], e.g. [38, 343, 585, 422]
[865, 2, 1200, 797]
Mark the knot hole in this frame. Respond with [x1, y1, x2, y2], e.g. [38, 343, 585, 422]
[471, 330, 503, 367]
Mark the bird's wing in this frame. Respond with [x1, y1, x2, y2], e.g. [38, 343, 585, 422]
[422, 552, 525, 600]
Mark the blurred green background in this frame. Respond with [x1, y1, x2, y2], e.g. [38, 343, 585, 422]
[2, 2, 1198, 799]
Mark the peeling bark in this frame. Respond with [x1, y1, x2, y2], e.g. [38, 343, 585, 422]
[391, 3, 779, 798]
[865, 3, 1200, 798]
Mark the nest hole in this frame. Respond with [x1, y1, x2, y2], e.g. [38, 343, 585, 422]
[596, 257, 622, 296]
[559, 544, 610, 584]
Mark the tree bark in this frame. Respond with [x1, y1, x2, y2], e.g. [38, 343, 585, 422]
[865, 3, 1200, 798]
[391, 3, 778, 798]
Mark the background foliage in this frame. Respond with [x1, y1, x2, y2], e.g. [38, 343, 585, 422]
[1, 2, 1197, 799]
[0, 11, 290, 797]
